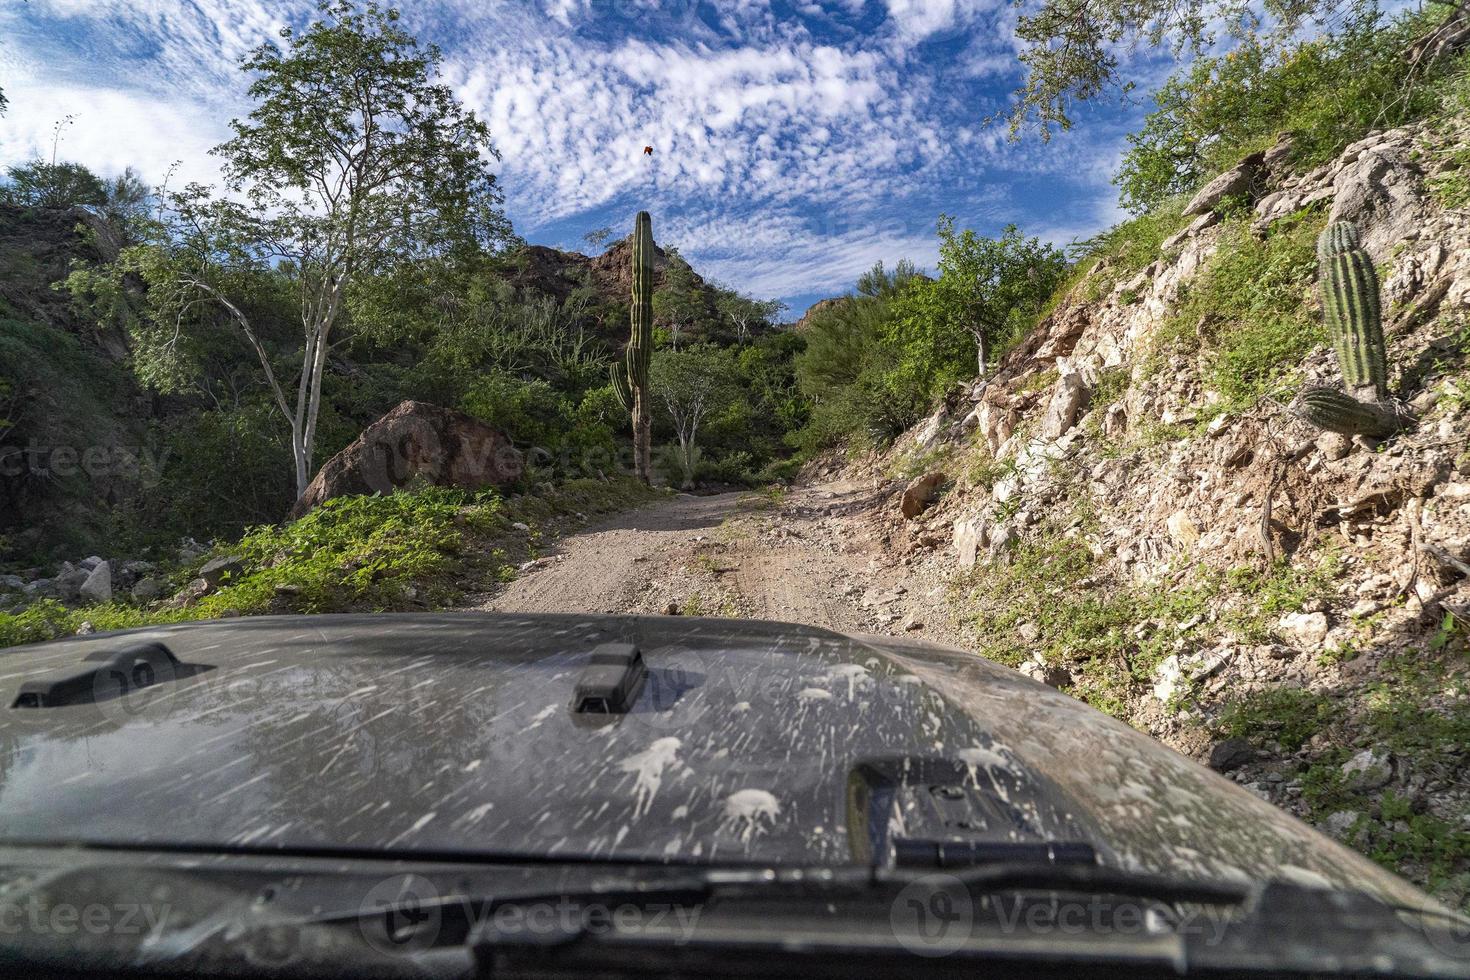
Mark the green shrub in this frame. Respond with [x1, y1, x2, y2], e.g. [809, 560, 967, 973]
[1117, 9, 1450, 214]
[1217, 687, 1342, 750]
[0, 478, 658, 648]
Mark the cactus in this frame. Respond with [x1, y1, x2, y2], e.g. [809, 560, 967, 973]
[1318, 222, 1387, 398]
[1294, 386, 1401, 439]
[625, 211, 655, 481]
[610, 361, 632, 413]
[1291, 221, 1404, 439]
[1315, 221, 1360, 262]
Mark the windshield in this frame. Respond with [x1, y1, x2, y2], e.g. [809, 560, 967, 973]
[1, 0, 1468, 974]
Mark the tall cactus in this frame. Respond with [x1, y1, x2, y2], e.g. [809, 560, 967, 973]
[626, 211, 655, 481]
[1318, 222, 1387, 398]
[610, 361, 632, 413]
[1292, 221, 1405, 439]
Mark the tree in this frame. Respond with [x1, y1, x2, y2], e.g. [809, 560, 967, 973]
[3, 161, 107, 208]
[1008, 0, 1341, 138]
[856, 259, 920, 299]
[582, 225, 613, 250]
[134, 0, 511, 498]
[715, 287, 786, 342]
[894, 218, 1067, 383]
[651, 246, 704, 350]
[651, 344, 737, 489]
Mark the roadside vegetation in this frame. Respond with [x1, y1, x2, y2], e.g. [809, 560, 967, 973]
[0, 478, 658, 648]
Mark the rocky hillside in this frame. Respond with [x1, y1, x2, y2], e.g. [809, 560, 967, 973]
[508, 235, 725, 334]
[0, 204, 155, 556]
[838, 119, 1470, 902]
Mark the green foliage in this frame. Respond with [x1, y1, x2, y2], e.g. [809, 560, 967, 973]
[792, 276, 920, 453]
[0, 479, 657, 647]
[1116, 8, 1448, 213]
[793, 220, 1064, 455]
[713, 287, 785, 341]
[889, 219, 1068, 393]
[135, 402, 297, 543]
[650, 344, 741, 488]
[460, 372, 618, 478]
[1217, 687, 1342, 750]
[955, 530, 1215, 716]
[1153, 210, 1325, 409]
[218, 0, 511, 259]
[2, 161, 107, 209]
[1427, 122, 1470, 209]
[0, 314, 140, 559]
[1074, 199, 1188, 287]
[650, 246, 707, 347]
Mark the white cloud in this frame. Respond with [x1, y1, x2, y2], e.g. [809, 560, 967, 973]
[0, 81, 231, 187]
[0, 0, 1154, 304]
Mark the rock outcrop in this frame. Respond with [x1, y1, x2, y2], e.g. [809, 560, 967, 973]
[289, 401, 523, 519]
[825, 114, 1470, 896]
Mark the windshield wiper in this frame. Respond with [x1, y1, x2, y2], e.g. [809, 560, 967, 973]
[328, 860, 1248, 952]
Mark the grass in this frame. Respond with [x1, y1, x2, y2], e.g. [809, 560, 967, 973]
[1217, 687, 1343, 750]
[739, 484, 787, 511]
[1427, 126, 1470, 210]
[1216, 640, 1470, 902]
[953, 530, 1214, 715]
[1145, 208, 1327, 411]
[954, 532, 1346, 720]
[0, 477, 658, 648]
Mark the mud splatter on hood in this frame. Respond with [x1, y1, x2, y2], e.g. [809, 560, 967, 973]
[0, 613, 1426, 907]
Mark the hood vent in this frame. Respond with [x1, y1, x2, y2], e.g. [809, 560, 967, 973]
[571, 643, 645, 715]
[11, 642, 205, 709]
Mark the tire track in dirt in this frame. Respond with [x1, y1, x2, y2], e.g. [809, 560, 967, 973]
[466, 480, 959, 645]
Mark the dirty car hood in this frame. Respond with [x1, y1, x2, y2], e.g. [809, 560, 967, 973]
[0, 613, 1426, 907]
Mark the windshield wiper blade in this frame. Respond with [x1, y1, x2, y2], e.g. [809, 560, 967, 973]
[948, 862, 1251, 906]
[334, 860, 1247, 950]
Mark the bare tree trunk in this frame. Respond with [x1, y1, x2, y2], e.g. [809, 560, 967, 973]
[974, 329, 988, 379]
[677, 434, 695, 489]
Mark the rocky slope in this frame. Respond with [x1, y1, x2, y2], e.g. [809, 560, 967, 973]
[827, 119, 1470, 902]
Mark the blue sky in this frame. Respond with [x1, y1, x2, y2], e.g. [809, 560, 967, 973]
[0, 0, 1174, 315]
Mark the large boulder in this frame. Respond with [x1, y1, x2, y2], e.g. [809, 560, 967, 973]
[900, 472, 946, 519]
[1039, 370, 1090, 439]
[78, 561, 112, 604]
[289, 401, 523, 519]
[1183, 151, 1264, 216]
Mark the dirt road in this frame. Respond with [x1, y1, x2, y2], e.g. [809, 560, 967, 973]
[468, 481, 964, 644]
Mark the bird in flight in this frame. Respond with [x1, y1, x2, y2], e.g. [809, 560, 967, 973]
[643, 146, 653, 156]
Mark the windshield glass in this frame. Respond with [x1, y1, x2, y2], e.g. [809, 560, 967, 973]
[1, 0, 1468, 971]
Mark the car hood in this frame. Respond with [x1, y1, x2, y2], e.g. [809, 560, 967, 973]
[0, 613, 1426, 907]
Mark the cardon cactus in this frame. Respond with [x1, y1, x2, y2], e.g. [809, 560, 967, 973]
[1294, 386, 1401, 439]
[1291, 221, 1404, 438]
[1315, 221, 1361, 262]
[621, 211, 655, 481]
[1318, 221, 1387, 398]
[609, 361, 632, 413]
